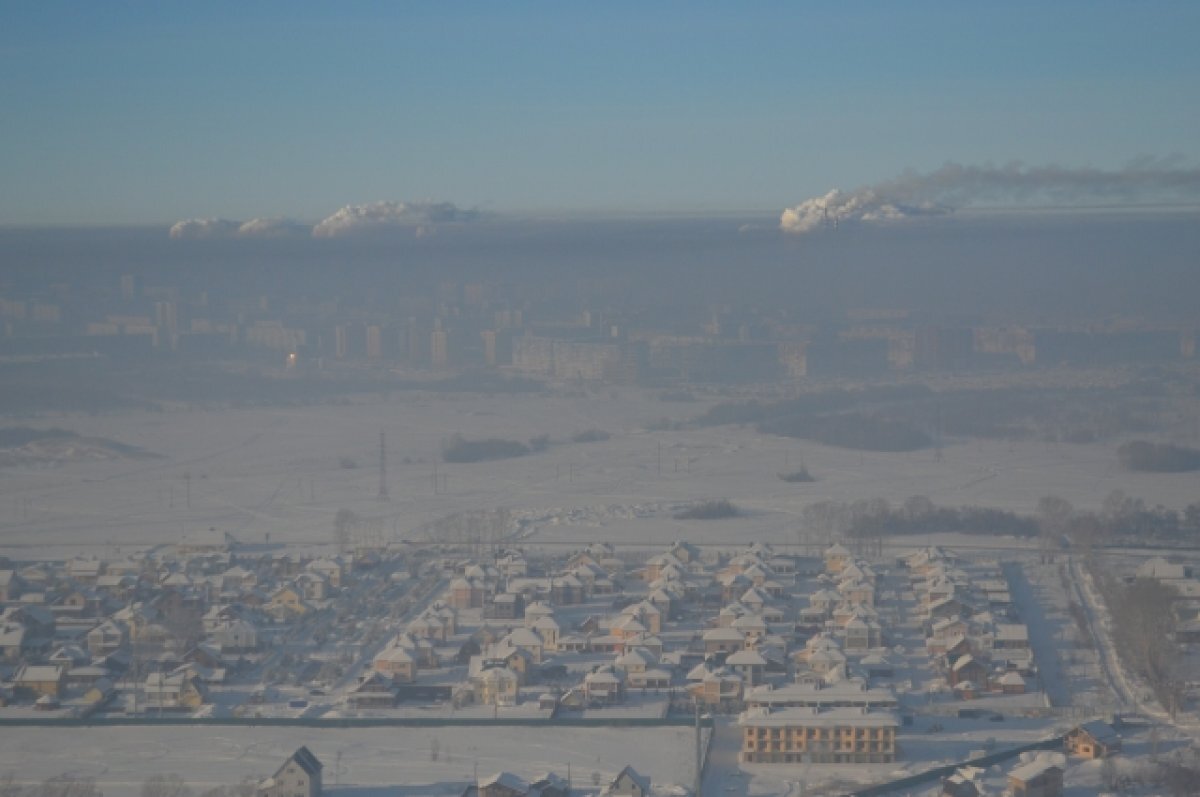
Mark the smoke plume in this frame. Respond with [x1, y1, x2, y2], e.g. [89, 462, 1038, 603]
[168, 218, 242, 240]
[169, 217, 307, 239]
[311, 200, 477, 238]
[780, 158, 1200, 234]
[235, 218, 309, 238]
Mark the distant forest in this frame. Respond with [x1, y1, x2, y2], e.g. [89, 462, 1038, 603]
[694, 377, 1196, 453]
[1118, 440, 1200, 472]
[441, 435, 531, 463]
[816, 492, 1200, 546]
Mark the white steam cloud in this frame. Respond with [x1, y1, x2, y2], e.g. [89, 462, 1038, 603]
[170, 200, 477, 240]
[168, 217, 307, 239]
[235, 218, 310, 238]
[311, 200, 476, 238]
[780, 158, 1200, 234]
[168, 218, 242, 240]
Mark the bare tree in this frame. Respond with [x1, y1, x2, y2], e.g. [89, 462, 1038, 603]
[1037, 495, 1074, 534]
[160, 601, 203, 652]
[34, 776, 101, 797]
[333, 508, 358, 554]
[902, 495, 935, 522]
[141, 774, 191, 797]
[0, 773, 23, 797]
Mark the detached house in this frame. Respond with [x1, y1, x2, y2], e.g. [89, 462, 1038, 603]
[603, 766, 650, 797]
[14, 664, 66, 699]
[143, 670, 209, 710]
[267, 586, 310, 620]
[210, 619, 258, 653]
[87, 619, 128, 657]
[1066, 721, 1122, 759]
[258, 746, 322, 797]
[373, 645, 416, 683]
[1007, 753, 1065, 797]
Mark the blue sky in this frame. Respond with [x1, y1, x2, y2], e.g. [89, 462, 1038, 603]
[2, 2, 1198, 224]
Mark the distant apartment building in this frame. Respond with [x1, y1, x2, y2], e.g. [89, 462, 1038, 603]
[914, 327, 974, 371]
[777, 342, 807, 378]
[512, 334, 623, 381]
[431, 323, 449, 367]
[246, 321, 306, 352]
[366, 325, 383, 359]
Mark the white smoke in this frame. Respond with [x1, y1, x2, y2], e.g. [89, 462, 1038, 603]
[311, 200, 476, 238]
[168, 218, 241, 239]
[169, 217, 306, 239]
[781, 158, 1200, 234]
[235, 218, 308, 238]
[779, 189, 944, 234]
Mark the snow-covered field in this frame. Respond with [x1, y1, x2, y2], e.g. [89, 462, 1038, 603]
[0, 725, 698, 797]
[2, 390, 1196, 558]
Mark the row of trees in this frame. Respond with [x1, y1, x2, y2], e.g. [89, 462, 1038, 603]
[1118, 440, 1200, 473]
[801, 496, 1040, 541]
[1092, 570, 1187, 719]
[693, 381, 1186, 448]
[797, 490, 1200, 547]
[1042, 491, 1200, 548]
[441, 435, 532, 463]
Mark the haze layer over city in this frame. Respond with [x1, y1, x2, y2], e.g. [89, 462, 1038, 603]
[2, 4, 1200, 797]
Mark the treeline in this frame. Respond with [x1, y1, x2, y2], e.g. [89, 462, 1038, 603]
[808, 490, 1200, 545]
[801, 496, 1040, 540]
[694, 389, 932, 452]
[1057, 491, 1200, 546]
[441, 435, 530, 463]
[1118, 440, 1200, 472]
[760, 412, 931, 452]
[1092, 569, 1185, 717]
[693, 380, 1185, 450]
[778, 466, 815, 483]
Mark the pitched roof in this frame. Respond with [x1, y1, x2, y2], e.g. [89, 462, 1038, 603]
[479, 771, 527, 792]
[1076, 719, 1120, 744]
[611, 765, 650, 793]
[278, 746, 322, 777]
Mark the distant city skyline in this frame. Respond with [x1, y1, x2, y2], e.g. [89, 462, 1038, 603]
[3, 2, 1200, 225]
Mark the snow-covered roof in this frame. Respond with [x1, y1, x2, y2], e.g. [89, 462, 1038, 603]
[725, 649, 767, 667]
[479, 771, 528, 792]
[1009, 752, 1065, 783]
[739, 706, 899, 728]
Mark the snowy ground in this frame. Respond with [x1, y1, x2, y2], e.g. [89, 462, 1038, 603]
[3, 390, 1197, 559]
[0, 725, 698, 797]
